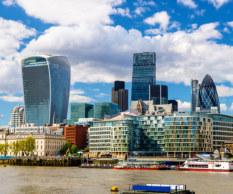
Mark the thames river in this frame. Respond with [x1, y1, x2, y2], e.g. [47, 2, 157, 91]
[0, 166, 233, 194]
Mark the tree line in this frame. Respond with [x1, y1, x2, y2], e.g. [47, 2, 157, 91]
[0, 136, 35, 157]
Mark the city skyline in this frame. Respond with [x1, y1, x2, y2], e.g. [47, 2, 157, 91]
[1, 0, 233, 124]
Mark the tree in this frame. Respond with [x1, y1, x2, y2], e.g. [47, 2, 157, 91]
[60, 142, 72, 155]
[0, 144, 5, 155]
[25, 136, 35, 156]
[11, 141, 20, 157]
[71, 145, 78, 154]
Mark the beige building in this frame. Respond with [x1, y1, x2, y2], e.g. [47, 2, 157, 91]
[0, 130, 66, 157]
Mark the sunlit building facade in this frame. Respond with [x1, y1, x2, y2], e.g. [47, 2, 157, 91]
[131, 52, 156, 101]
[22, 55, 70, 126]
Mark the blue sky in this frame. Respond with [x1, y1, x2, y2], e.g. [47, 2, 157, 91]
[0, 0, 233, 124]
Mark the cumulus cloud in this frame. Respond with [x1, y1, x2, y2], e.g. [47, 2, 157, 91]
[227, 21, 233, 28]
[7, 0, 124, 25]
[220, 103, 228, 112]
[177, 100, 191, 111]
[217, 85, 233, 97]
[69, 89, 94, 103]
[144, 11, 170, 31]
[0, 94, 23, 102]
[207, 0, 231, 8]
[2, 0, 15, 6]
[177, 0, 197, 9]
[0, 17, 35, 57]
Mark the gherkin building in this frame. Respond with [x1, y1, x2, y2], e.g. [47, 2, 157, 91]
[199, 74, 220, 113]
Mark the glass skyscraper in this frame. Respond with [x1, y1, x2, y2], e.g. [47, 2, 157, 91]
[22, 55, 70, 126]
[191, 74, 220, 113]
[131, 52, 156, 101]
[112, 81, 128, 111]
[199, 74, 220, 113]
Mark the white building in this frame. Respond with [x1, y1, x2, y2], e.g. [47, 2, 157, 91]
[9, 106, 25, 127]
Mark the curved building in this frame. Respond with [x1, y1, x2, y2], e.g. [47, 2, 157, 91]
[199, 74, 220, 113]
[9, 106, 25, 127]
[22, 55, 70, 126]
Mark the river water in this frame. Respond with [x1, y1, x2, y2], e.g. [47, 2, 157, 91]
[0, 166, 232, 194]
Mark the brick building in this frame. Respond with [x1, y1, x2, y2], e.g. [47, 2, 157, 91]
[64, 125, 88, 149]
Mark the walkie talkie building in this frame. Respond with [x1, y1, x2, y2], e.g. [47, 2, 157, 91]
[22, 55, 70, 126]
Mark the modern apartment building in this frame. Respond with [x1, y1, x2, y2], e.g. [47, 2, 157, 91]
[9, 106, 25, 127]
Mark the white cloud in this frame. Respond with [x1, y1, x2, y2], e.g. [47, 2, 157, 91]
[177, 100, 191, 111]
[2, 0, 15, 6]
[134, 0, 156, 6]
[0, 95, 23, 102]
[134, 7, 147, 16]
[0, 17, 35, 57]
[9, 0, 124, 25]
[227, 21, 233, 28]
[144, 11, 170, 31]
[220, 103, 227, 111]
[217, 85, 233, 97]
[207, 0, 231, 8]
[69, 89, 94, 103]
[114, 8, 131, 18]
[177, 0, 197, 9]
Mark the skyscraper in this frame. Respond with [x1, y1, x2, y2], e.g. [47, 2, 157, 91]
[131, 52, 156, 101]
[150, 85, 168, 105]
[22, 55, 70, 126]
[9, 106, 25, 127]
[199, 74, 220, 113]
[112, 81, 128, 111]
[70, 103, 94, 123]
[191, 80, 200, 112]
[191, 74, 220, 113]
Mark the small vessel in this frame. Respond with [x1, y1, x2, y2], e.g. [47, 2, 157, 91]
[177, 158, 233, 172]
[118, 184, 195, 194]
[113, 159, 170, 170]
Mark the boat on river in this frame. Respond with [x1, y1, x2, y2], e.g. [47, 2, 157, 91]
[177, 158, 233, 172]
[113, 159, 170, 170]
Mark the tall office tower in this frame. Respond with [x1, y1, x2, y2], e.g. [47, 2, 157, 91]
[199, 74, 220, 113]
[94, 102, 120, 119]
[191, 80, 200, 113]
[22, 55, 70, 126]
[9, 106, 25, 127]
[131, 52, 156, 101]
[112, 81, 128, 111]
[150, 85, 168, 105]
[70, 103, 94, 123]
[168, 100, 178, 112]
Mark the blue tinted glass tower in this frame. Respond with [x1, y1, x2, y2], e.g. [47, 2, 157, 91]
[199, 74, 220, 113]
[131, 52, 156, 101]
[22, 55, 70, 126]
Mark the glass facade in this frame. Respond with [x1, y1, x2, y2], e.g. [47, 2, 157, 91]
[70, 103, 94, 123]
[112, 81, 128, 111]
[150, 85, 168, 105]
[199, 74, 220, 113]
[164, 113, 213, 158]
[191, 80, 199, 112]
[22, 55, 70, 126]
[94, 102, 120, 119]
[131, 52, 156, 101]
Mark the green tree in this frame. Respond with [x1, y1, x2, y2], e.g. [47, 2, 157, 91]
[60, 142, 72, 155]
[25, 136, 35, 156]
[71, 144, 78, 154]
[11, 141, 20, 157]
[0, 144, 5, 155]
